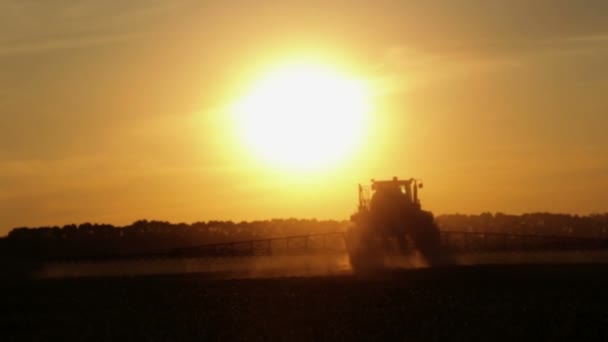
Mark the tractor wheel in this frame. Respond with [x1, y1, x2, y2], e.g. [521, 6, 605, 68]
[347, 245, 385, 274]
[345, 225, 384, 274]
[412, 212, 443, 265]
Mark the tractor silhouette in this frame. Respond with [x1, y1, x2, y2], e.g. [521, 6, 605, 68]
[346, 177, 443, 272]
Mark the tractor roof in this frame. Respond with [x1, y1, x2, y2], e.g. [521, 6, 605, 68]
[371, 177, 416, 190]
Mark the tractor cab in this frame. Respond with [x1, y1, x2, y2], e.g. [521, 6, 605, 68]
[358, 177, 423, 213]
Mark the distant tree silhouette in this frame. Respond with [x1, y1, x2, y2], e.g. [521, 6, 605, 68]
[2, 213, 607, 260]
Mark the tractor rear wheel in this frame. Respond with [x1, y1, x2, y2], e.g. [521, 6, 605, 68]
[345, 225, 385, 273]
[412, 212, 443, 264]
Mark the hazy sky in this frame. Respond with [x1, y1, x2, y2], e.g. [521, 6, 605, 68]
[1, 0, 607, 234]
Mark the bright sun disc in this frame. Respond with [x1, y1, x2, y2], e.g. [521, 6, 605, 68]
[233, 62, 371, 170]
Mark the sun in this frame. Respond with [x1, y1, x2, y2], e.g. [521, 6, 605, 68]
[232, 62, 371, 171]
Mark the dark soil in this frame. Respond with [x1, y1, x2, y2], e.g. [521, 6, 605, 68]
[3, 264, 608, 341]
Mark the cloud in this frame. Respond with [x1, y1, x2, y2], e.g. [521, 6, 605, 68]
[0, 0, 194, 56]
[0, 32, 143, 56]
[566, 34, 608, 43]
[371, 45, 523, 96]
[373, 23, 608, 96]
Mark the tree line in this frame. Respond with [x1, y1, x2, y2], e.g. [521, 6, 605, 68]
[436, 212, 608, 237]
[2, 213, 607, 260]
[2, 219, 348, 260]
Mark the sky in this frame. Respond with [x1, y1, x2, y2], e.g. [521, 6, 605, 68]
[1, 0, 607, 234]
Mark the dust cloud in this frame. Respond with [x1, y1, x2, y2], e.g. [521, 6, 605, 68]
[34, 250, 608, 280]
[36, 253, 353, 279]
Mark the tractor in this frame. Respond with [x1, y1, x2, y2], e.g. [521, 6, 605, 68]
[346, 177, 443, 272]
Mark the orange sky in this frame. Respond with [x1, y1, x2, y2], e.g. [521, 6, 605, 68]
[1, 1, 608, 234]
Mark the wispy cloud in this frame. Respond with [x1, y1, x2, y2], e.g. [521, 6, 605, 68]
[566, 34, 608, 43]
[373, 27, 608, 96]
[0, 31, 143, 56]
[371, 45, 523, 96]
[0, 0, 194, 56]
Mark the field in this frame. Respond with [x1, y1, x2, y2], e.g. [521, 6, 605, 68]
[3, 262, 608, 341]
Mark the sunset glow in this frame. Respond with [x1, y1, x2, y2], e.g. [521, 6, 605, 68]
[232, 62, 371, 171]
[1, 1, 608, 231]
